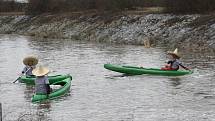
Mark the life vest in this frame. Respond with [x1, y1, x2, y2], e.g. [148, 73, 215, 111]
[161, 60, 179, 71]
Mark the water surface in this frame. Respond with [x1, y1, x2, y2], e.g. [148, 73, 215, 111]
[0, 34, 215, 121]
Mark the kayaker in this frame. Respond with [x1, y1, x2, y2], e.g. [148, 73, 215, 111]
[161, 48, 190, 71]
[22, 55, 38, 76]
[32, 66, 52, 95]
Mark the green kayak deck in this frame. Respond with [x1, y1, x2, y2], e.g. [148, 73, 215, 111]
[19, 74, 71, 85]
[32, 77, 72, 102]
[104, 64, 193, 76]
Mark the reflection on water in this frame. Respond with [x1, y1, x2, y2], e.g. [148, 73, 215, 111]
[16, 102, 51, 121]
[168, 78, 181, 87]
[23, 85, 34, 101]
[0, 34, 215, 121]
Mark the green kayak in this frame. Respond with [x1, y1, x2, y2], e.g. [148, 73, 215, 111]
[32, 77, 72, 102]
[19, 74, 71, 85]
[104, 64, 193, 76]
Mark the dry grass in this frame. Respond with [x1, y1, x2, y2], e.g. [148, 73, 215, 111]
[0, 12, 25, 16]
[0, 7, 165, 16]
[125, 7, 165, 15]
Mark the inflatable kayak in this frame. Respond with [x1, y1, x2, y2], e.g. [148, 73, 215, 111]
[19, 74, 71, 85]
[104, 64, 193, 76]
[32, 76, 72, 102]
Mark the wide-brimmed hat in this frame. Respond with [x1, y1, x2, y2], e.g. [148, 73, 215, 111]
[32, 66, 49, 76]
[23, 55, 38, 66]
[167, 48, 181, 58]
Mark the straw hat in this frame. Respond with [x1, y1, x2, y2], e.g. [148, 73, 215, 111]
[32, 66, 49, 76]
[167, 48, 181, 58]
[23, 55, 38, 66]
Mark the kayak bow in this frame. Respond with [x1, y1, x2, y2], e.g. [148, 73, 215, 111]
[19, 74, 71, 85]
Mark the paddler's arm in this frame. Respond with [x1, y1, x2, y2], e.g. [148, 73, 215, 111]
[22, 67, 27, 74]
[46, 84, 51, 94]
[45, 76, 51, 97]
[167, 60, 173, 64]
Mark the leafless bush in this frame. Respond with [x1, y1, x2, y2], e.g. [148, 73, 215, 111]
[0, 0, 25, 12]
[2, 0, 214, 15]
[25, 0, 159, 14]
[164, 0, 215, 13]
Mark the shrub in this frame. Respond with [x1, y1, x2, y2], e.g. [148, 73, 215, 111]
[164, 0, 215, 14]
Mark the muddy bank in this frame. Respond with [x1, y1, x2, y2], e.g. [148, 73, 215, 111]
[0, 13, 215, 50]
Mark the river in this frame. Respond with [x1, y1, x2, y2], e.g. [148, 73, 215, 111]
[0, 34, 215, 121]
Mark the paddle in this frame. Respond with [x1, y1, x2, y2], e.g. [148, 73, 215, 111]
[13, 68, 31, 83]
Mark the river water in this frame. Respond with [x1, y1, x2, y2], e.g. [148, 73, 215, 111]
[0, 34, 215, 121]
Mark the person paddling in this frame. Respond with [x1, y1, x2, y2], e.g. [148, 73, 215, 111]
[32, 66, 52, 95]
[22, 55, 38, 76]
[161, 48, 190, 71]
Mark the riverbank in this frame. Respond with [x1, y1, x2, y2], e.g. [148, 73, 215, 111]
[0, 12, 215, 50]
